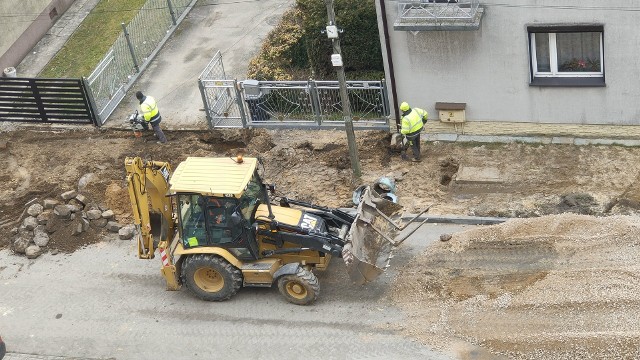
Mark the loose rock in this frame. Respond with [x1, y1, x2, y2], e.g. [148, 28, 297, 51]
[13, 237, 30, 254]
[61, 190, 78, 200]
[25, 245, 42, 259]
[43, 199, 59, 209]
[86, 209, 102, 220]
[53, 205, 72, 219]
[27, 203, 43, 217]
[23, 216, 38, 231]
[90, 218, 108, 229]
[119, 225, 135, 240]
[106, 221, 122, 233]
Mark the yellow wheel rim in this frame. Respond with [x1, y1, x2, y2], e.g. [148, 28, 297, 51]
[285, 280, 307, 300]
[194, 267, 224, 293]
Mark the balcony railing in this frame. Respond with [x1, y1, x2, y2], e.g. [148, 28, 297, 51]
[394, 0, 484, 31]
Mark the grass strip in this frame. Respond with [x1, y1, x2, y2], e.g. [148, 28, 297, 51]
[40, 0, 146, 78]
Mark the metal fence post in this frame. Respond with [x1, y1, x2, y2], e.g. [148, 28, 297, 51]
[234, 80, 248, 127]
[82, 77, 102, 126]
[381, 78, 390, 117]
[198, 79, 213, 128]
[167, 0, 177, 25]
[308, 79, 322, 125]
[122, 22, 139, 73]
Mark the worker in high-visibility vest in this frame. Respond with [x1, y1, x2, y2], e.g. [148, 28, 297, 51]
[136, 91, 167, 144]
[399, 101, 428, 162]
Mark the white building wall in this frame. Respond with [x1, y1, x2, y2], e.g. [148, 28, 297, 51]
[0, 0, 75, 71]
[382, 0, 640, 125]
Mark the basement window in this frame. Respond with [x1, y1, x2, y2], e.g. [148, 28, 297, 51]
[528, 25, 605, 87]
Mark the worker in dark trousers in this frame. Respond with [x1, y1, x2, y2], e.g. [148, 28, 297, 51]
[136, 91, 167, 144]
[399, 101, 428, 162]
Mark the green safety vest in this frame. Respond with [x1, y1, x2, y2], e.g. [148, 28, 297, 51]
[400, 108, 428, 135]
[140, 96, 160, 122]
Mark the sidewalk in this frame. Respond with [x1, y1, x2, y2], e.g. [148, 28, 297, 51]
[15, 0, 101, 78]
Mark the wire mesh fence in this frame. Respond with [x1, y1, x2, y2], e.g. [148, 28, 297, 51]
[87, 0, 196, 125]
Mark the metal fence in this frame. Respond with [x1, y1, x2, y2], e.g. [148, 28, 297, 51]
[198, 52, 391, 130]
[397, 0, 480, 21]
[0, 78, 98, 125]
[87, 0, 197, 125]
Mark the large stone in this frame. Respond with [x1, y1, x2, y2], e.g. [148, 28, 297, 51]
[61, 190, 78, 201]
[75, 194, 88, 205]
[18, 226, 33, 238]
[101, 210, 114, 219]
[37, 211, 51, 225]
[53, 205, 72, 219]
[71, 221, 84, 236]
[27, 203, 43, 217]
[43, 199, 59, 209]
[90, 218, 108, 229]
[80, 217, 90, 232]
[68, 204, 83, 213]
[106, 221, 122, 233]
[33, 231, 50, 247]
[25, 245, 42, 259]
[119, 225, 135, 240]
[86, 209, 102, 220]
[22, 216, 38, 231]
[13, 237, 30, 254]
[78, 173, 97, 190]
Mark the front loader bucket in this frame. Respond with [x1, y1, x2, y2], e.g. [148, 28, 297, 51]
[343, 187, 404, 285]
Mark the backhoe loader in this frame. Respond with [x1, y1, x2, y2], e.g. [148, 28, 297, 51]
[124, 155, 428, 305]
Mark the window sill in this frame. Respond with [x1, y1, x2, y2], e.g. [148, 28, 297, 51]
[530, 77, 605, 87]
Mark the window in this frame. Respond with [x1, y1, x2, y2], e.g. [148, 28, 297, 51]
[529, 26, 604, 86]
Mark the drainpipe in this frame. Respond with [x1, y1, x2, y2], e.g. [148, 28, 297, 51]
[378, 0, 400, 131]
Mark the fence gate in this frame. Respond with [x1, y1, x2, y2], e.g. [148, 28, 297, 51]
[0, 77, 98, 125]
[198, 51, 246, 128]
[198, 52, 390, 130]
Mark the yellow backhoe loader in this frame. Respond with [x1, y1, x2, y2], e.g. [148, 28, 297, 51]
[124, 155, 428, 305]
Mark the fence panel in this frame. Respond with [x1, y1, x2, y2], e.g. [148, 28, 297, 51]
[87, 0, 198, 125]
[199, 53, 390, 130]
[0, 78, 97, 125]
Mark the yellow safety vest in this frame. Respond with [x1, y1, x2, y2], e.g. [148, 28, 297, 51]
[140, 96, 160, 122]
[400, 108, 428, 135]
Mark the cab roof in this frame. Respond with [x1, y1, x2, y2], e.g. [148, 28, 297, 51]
[169, 157, 258, 197]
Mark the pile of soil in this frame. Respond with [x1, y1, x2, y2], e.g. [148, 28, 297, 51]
[391, 214, 640, 359]
[2, 125, 640, 253]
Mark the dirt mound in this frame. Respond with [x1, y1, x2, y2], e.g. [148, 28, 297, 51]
[392, 214, 640, 359]
[3, 126, 640, 254]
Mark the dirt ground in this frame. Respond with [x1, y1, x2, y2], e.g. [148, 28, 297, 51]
[2, 124, 640, 358]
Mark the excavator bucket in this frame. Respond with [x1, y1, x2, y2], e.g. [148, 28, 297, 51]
[342, 187, 407, 285]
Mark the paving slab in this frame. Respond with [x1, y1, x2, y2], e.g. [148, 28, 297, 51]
[455, 166, 503, 184]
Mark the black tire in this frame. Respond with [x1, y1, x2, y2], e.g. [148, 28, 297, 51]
[180, 254, 243, 301]
[277, 267, 320, 305]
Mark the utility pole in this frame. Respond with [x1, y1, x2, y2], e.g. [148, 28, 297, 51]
[324, 0, 361, 178]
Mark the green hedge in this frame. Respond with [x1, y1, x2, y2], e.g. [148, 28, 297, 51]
[248, 0, 383, 80]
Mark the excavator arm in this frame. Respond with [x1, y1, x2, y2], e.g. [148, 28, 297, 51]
[124, 157, 174, 259]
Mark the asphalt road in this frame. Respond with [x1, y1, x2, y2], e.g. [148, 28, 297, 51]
[0, 223, 476, 360]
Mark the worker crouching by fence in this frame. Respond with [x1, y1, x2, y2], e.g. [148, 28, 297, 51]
[136, 91, 167, 144]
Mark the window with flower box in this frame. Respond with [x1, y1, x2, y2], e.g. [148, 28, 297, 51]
[528, 25, 604, 87]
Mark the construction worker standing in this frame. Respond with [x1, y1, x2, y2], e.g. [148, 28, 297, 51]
[399, 101, 428, 162]
[136, 91, 167, 144]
